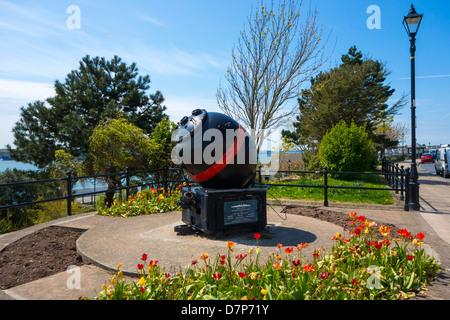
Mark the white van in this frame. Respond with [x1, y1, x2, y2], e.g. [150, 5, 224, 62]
[435, 145, 450, 177]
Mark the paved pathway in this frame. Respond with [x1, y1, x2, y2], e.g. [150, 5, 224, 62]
[416, 162, 450, 244]
[1, 167, 449, 300]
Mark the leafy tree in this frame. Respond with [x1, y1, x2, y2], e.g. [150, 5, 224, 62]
[8, 55, 167, 168]
[283, 46, 406, 151]
[217, 0, 327, 152]
[88, 117, 159, 206]
[149, 117, 177, 169]
[89, 117, 158, 173]
[48, 149, 84, 195]
[318, 120, 375, 178]
[147, 118, 186, 190]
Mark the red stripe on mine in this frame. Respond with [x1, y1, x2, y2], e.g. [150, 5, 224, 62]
[190, 125, 246, 183]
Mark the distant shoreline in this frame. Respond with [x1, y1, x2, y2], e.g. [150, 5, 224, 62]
[0, 150, 12, 161]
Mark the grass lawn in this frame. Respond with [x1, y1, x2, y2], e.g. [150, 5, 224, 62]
[265, 173, 395, 205]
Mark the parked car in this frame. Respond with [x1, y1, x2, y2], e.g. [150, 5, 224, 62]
[430, 149, 437, 160]
[420, 153, 434, 163]
[435, 146, 450, 177]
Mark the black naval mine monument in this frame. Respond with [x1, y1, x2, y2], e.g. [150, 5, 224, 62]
[172, 109, 267, 237]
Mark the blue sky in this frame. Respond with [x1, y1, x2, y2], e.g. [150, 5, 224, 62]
[0, 0, 449, 149]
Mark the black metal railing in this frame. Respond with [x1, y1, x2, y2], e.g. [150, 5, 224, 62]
[0, 166, 187, 216]
[253, 157, 410, 211]
[1, 158, 411, 219]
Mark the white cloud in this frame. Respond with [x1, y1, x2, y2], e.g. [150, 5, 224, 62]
[0, 114, 21, 148]
[399, 74, 450, 80]
[0, 1, 227, 81]
[0, 79, 54, 112]
[122, 44, 225, 78]
[163, 95, 220, 123]
[0, 79, 54, 147]
[137, 14, 164, 27]
[0, 0, 67, 37]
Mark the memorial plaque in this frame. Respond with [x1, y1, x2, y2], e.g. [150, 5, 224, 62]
[223, 199, 258, 225]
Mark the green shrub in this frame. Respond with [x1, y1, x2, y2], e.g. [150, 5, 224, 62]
[95, 194, 106, 211]
[30, 198, 92, 225]
[0, 169, 41, 233]
[319, 121, 375, 178]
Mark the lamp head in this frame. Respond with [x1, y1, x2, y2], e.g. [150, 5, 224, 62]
[403, 4, 423, 37]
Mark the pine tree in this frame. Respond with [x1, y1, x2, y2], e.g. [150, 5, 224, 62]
[283, 46, 406, 151]
[8, 55, 167, 168]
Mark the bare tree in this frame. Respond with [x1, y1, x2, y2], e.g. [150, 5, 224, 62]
[386, 122, 409, 146]
[217, 0, 327, 151]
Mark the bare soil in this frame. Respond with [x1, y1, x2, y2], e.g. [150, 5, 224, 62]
[281, 205, 400, 235]
[0, 226, 85, 289]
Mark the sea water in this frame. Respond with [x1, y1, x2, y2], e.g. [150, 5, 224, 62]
[0, 160, 107, 195]
[0, 159, 38, 172]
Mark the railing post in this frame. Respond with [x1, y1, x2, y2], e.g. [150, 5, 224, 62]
[400, 165, 405, 201]
[67, 171, 72, 216]
[125, 167, 130, 201]
[258, 165, 262, 184]
[324, 167, 328, 207]
[93, 177, 97, 209]
[164, 164, 168, 193]
[384, 158, 388, 182]
[388, 160, 393, 186]
[404, 168, 410, 211]
[395, 164, 399, 194]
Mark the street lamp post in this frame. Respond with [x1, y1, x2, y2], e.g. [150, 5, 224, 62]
[403, 4, 423, 211]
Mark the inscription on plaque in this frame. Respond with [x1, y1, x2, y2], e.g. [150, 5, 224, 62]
[223, 199, 258, 225]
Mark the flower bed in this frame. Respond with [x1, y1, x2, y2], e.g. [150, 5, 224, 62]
[95, 212, 441, 300]
[98, 187, 182, 217]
